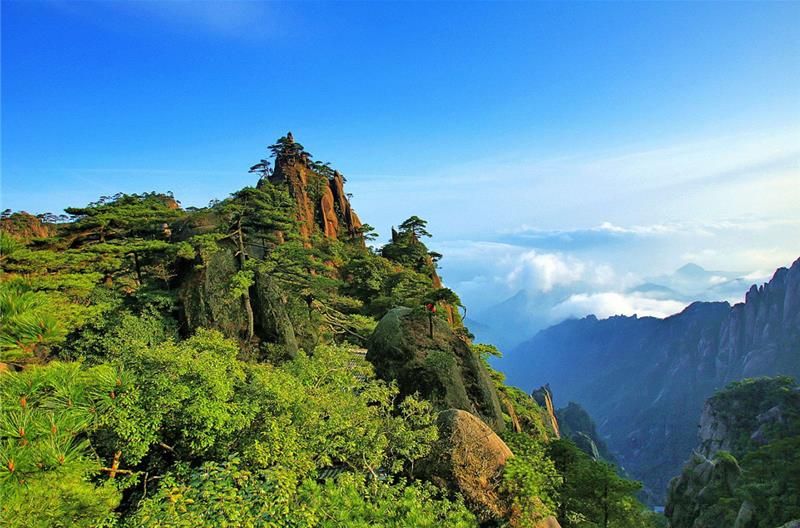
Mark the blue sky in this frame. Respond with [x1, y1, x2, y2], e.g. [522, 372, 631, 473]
[3, 1, 799, 322]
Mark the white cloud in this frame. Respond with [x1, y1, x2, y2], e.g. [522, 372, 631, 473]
[506, 252, 585, 292]
[550, 292, 688, 321]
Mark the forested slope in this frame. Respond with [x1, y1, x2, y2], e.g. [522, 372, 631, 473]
[0, 135, 661, 527]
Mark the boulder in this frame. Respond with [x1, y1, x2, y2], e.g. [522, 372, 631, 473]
[535, 517, 562, 528]
[418, 409, 512, 522]
[367, 307, 505, 431]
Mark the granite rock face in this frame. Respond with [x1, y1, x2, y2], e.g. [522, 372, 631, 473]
[267, 134, 362, 241]
[175, 134, 366, 349]
[0, 211, 55, 240]
[665, 377, 800, 528]
[418, 409, 513, 522]
[532, 384, 561, 438]
[367, 307, 505, 432]
[506, 258, 800, 503]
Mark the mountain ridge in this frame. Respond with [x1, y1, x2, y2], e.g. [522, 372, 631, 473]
[501, 257, 800, 503]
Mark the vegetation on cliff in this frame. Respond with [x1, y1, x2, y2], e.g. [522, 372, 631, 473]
[0, 135, 658, 527]
[666, 377, 800, 528]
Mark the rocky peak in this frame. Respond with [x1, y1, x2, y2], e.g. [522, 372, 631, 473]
[532, 384, 561, 438]
[264, 133, 362, 241]
[1, 211, 56, 240]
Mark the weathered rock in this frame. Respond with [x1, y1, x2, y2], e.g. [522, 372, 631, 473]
[267, 135, 363, 241]
[269, 155, 318, 240]
[535, 516, 562, 528]
[532, 385, 560, 438]
[698, 377, 800, 459]
[1, 211, 55, 240]
[666, 377, 800, 528]
[367, 307, 505, 432]
[556, 401, 616, 462]
[319, 184, 339, 238]
[418, 409, 512, 522]
[178, 243, 250, 339]
[176, 240, 298, 354]
[665, 451, 741, 527]
[330, 171, 362, 237]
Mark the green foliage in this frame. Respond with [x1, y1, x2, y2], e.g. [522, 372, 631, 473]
[382, 220, 436, 274]
[398, 216, 432, 239]
[64, 192, 183, 244]
[241, 344, 438, 477]
[0, 282, 68, 363]
[0, 362, 123, 527]
[0, 141, 667, 527]
[268, 133, 308, 161]
[709, 376, 800, 455]
[667, 377, 800, 528]
[0, 232, 23, 262]
[501, 432, 560, 525]
[127, 458, 476, 528]
[230, 269, 255, 299]
[357, 223, 379, 242]
[547, 439, 657, 528]
[737, 437, 800, 526]
[101, 329, 254, 464]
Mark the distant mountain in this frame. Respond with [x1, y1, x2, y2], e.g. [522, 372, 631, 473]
[500, 257, 800, 504]
[468, 263, 759, 353]
[470, 288, 572, 351]
[647, 262, 747, 302]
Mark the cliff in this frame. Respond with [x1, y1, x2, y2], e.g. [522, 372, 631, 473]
[665, 377, 800, 528]
[266, 132, 362, 241]
[504, 257, 800, 503]
[532, 384, 561, 438]
[556, 401, 616, 462]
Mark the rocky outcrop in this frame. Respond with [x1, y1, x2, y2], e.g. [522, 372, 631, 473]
[665, 451, 742, 527]
[418, 409, 513, 522]
[666, 377, 800, 528]
[506, 257, 800, 502]
[367, 307, 505, 432]
[535, 517, 563, 528]
[532, 385, 560, 438]
[176, 241, 299, 354]
[1, 211, 55, 240]
[173, 134, 367, 352]
[696, 376, 800, 458]
[267, 133, 362, 241]
[330, 170, 362, 237]
[556, 402, 615, 462]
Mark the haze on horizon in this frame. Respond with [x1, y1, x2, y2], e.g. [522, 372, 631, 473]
[3, 0, 799, 327]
